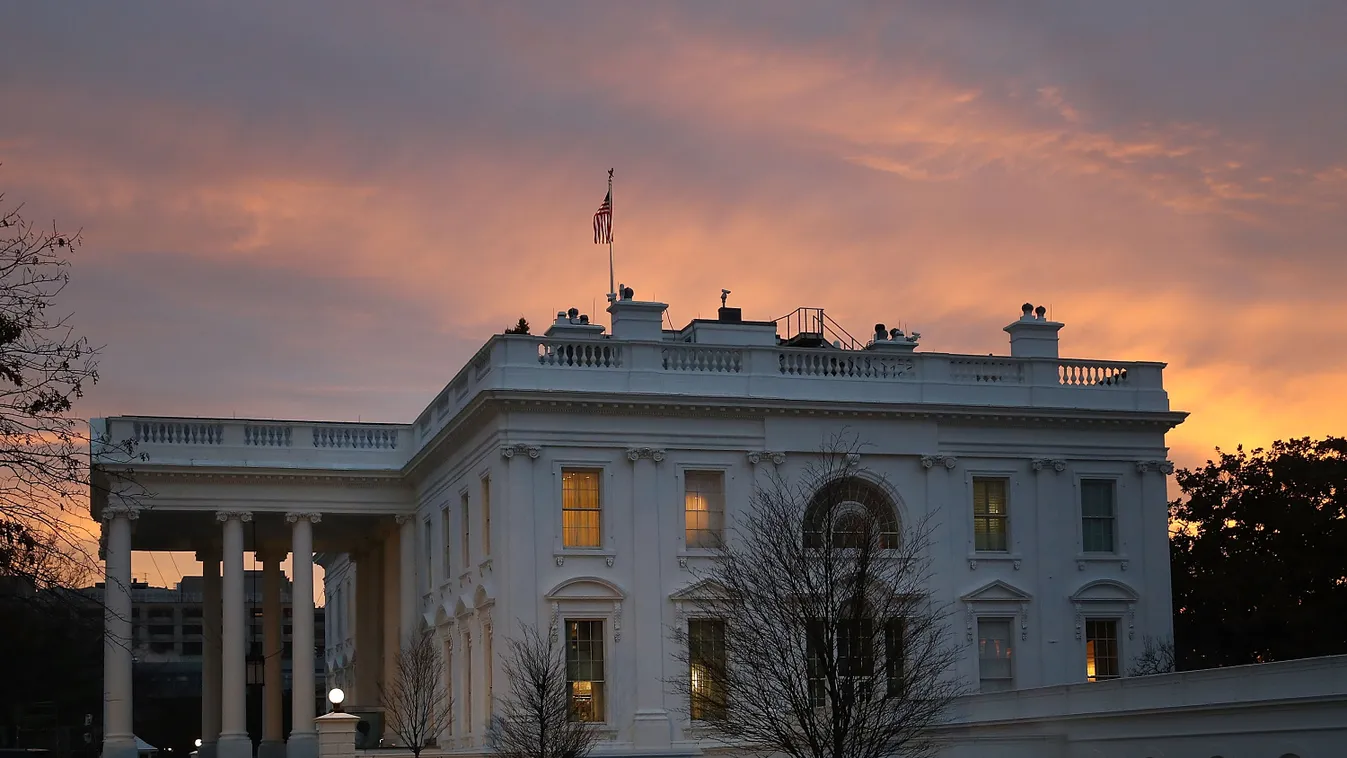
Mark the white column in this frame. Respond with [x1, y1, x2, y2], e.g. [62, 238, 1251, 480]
[217, 511, 252, 758]
[259, 551, 287, 758]
[627, 449, 670, 747]
[198, 549, 223, 758]
[397, 514, 418, 642]
[287, 512, 321, 758]
[101, 505, 139, 758]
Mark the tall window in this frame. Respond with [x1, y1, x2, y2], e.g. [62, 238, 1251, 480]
[484, 626, 493, 716]
[1081, 479, 1116, 553]
[1085, 619, 1119, 681]
[684, 471, 725, 549]
[422, 519, 433, 594]
[973, 478, 1009, 552]
[444, 641, 454, 736]
[977, 618, 1013, 692]
[461, 492, 471, 569]
[688, 619, 726, 720]
[565, 620, 605, 722]
[464, 634, 473, 732]
[562, 470, 602, 548]
[805, 619, 904, 707]
[481, 476, 492, 556]
[441, 506, 452, 582]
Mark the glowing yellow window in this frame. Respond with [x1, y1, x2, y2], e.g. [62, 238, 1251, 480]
[562, 470, 602, 548]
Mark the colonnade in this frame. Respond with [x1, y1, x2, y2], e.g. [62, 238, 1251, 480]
[100, 508, 322, 758]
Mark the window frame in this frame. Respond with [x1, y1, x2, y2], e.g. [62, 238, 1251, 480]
[976, 616, 1015, 692]
[971, 475, 1011, 553]
[460, 490, 472, 571]
[481, 475, 492, 557]
[559, 465, 606, 551]
[687, 617, 727, 721]
[1084, 617, 1121, 682]
[440, 504, 452, 585]
[683, 469, 727, 551]
[564, 618, 607, 723]
[1079, 477, 1119, 554]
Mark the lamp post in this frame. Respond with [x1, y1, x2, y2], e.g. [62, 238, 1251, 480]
[327, 688, 345, 714]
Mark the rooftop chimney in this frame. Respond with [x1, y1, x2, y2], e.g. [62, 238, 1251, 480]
[1003, 302, 1063, 358]
[606, 285, 668, 340]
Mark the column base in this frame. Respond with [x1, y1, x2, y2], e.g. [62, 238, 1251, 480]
[286, 731, 319, 758]
[631, 710, 673, 748]
[217, 733, 252, 758]
[258, 740, 286, 758]
[198, 741, 218, 758]
[102, 735, 139, 758]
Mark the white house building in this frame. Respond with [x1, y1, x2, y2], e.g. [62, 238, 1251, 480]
[91, 289, 1346, 758]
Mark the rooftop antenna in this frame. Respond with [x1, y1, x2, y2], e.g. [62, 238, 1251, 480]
[721, 289, 731, 308]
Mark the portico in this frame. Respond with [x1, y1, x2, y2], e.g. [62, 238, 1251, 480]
[91, 421, 417, 758]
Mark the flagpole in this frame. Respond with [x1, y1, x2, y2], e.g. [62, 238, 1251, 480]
[607, 168, 615, 303]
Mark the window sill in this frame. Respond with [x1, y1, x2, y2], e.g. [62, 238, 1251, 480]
[553, 549, 617, 568]
[1075, 553, 1130, 572]
[966, 553, 1023, 571]
[677, 549, 717, 568]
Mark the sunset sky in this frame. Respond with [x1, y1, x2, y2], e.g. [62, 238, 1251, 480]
[4, 2, 1345, 591]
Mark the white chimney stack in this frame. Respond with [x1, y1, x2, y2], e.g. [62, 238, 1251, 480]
[1003, 303, 1063, 358]
[607, 285, 667, 341]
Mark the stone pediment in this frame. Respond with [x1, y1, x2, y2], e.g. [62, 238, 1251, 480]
[669, 578, 730, 602]
[545, 576, 626, 601]
[1071, 578, 1140, 603]
[961, 579, 1032, 603]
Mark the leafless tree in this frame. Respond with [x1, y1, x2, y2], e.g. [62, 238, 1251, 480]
[488, 621, 600, 758]
[0, 189, 139, 597]
[381, 628, 454, 758]
[1126, 635, 1176, 676]
[671, 435, 963, 758]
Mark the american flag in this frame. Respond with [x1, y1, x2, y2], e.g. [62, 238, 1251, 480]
[593, 190, 612, 244]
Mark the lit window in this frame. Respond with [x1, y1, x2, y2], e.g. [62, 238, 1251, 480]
[441, 506, 452, 581]
[684, 471, 725, 549]
[973, 478, 1009, 552]
[977, 618, 1013, 692]
[464, 633, 473, 732]
[481, 477, 492, 556]
[806, 619, 904, 706]
[566, 620, 605, 722]
[688, 619, 726, 720]
[1085, 619, 1119, 681]
[562, 470, 602, 548]
[1081, 480, 1116, 553]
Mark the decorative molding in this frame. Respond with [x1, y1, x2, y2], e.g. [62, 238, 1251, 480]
[613, 601, 623, 643]
[550, 601, 560, 639]
[216, 510, 254, 523]
[965, 606, 975, 643]
[458, 571, 473, 588]
[1019, 602, 1030, 641]
[394, 513, 416, 525]
[677, 556, 689, 570]
[844, 453, 861, 466]
[101, 505, 142, 521]
[1077, 560, 1086, 572]
[478, 559, 493, 577]
[1013, 559, 1022, 571]
[500, 443, 541, 460]
[554, 555, 565, 567]
[1121, 560, 1129, 572]
[967, 559, 977, 571]
[920, 455, 958, 470]
[605, 555, 615, 568]
[626, 447, 666, 462]
[1031, 458, 1067, 473]
[1135, 459, 1175, 474]
[1074, 602, 1084, 640]
[284, 512, 322, 524]
[747, 451, 786, 465]
[673, 601, 684, 622]
[1127, 603, 1136, 640]
[135, 469, 401, 488]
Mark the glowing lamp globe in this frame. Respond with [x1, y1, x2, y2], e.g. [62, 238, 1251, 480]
[328, 688, 346, 712]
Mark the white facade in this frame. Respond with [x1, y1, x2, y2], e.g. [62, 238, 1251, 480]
[111, 290, 1334, 757]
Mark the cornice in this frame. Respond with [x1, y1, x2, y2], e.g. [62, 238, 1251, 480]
[130, 468, 406, 488]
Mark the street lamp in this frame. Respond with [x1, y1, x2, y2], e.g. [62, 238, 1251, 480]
[194, 740, 202, 749]
[327, 688, 345, 714]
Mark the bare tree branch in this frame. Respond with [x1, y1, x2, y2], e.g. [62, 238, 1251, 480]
[671, 434, 964, 758]
[381, 628, 454, 758]
[489, 622, 601, 758]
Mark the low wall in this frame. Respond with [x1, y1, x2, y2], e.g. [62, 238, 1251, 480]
[935, 655, 1347, 758]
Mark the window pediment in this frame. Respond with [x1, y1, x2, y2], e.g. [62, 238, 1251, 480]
[545, 575, 626, 601]
[1071, 579, 1139, 604]
[669, 578, 729, 602]
[961, 579, 1032, 604]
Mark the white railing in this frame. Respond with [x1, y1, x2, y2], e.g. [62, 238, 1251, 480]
[950, 358, 1023, 384]
[312, 426, 399, 450]
[244, 425, 292, 447]
[538, 340, 623, 368]
[135, 421, 224, 445]
[1058, 360, 1131, 387]
[778, 349, 916, 380]
[662, 346, 743, 373]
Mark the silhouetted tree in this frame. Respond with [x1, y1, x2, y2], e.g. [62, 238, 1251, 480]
[505, 317, 530, 335]
[670, 435, 961, 758]
[380, 629, 453, 758]
[488, 622, 599, 758]
[1170, 437, 1347, 669]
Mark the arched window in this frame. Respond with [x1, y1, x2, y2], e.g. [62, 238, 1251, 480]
[803, 476, 900, 549]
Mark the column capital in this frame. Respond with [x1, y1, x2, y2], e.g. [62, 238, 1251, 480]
[284, 511, 322, 524]
[1031, 457, 1067, 473]
[215, 510, 253, 523]
[747, 451, 786, 465]
[500, 443, 541, 460]
[626, 446, 666, 463]
[393, 513, 417, 525]
[1134, 459, 1175, 474]
[921, 454, 958, 470]
[102, 504, 142, 521]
